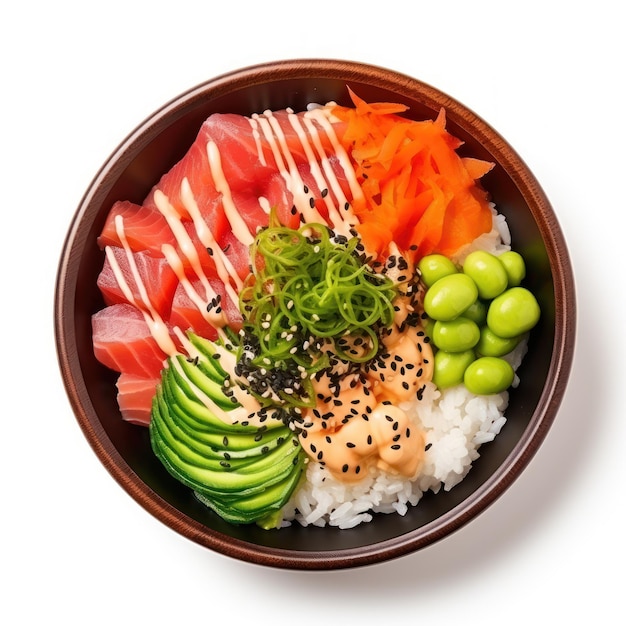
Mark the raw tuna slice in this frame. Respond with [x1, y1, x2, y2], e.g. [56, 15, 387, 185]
[115, 372, 160, 426]
[92, 303, 172, 380]
[143, 128, 230, 242]
[97, 200, 177, 255]
[96, 246, 178, 318]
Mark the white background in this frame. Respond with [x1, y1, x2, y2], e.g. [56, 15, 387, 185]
[2, 1, 623, 623]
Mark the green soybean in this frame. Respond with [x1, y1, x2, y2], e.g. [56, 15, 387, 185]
[487, 287, 541, 338]
[498, 250, 526, 287]
[476, 326, 521, 357]
[432, 317, 480, 352]
[463, 299, 488, 326]
[464, 356, 515, 395]
[433, 349, 476, 389]
[462, 250, 508, 299]
[423, 273, 478, 321]
[418, 254, 458, 288]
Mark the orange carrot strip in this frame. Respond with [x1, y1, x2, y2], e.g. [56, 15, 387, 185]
[332, 92, 494, 262]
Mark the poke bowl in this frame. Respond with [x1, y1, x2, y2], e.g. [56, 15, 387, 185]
[54, 58, 575, 570]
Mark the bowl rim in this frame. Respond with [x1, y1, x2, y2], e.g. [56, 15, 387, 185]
[55, 58, 576, 570]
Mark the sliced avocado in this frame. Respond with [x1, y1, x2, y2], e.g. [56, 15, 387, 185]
[152, 431, 299, 496]
[151, 398, 259, 472]
[174, 354, 233, 411]
[195, 456, 305, 525]
[149, 332, 306, 526]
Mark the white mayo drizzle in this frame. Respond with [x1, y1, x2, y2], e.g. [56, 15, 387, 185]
[251, 110, 327, 224]
[107, 215, 178, 357]
[248, 117, 267, 167]
[287, 111, 356, 236]
[159, 243, 226, 327]
[179, 177, 243, 294]
[153, 189, 229, 328]
[304, 107, 365, 206]
[258, 196, 271, 214]
[206, 140, 255, 246]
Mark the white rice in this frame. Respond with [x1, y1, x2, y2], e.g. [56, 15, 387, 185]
[280, 208, 526, 529]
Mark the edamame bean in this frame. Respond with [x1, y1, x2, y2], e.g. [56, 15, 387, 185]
[464, 356, 515, 395]
[476, 326, 521, 357]
[418, 254, 458, 287]
[498, 250, 526, 287]
[487, 287, 541, 338]
[463, 299, 487, 326]
[432, 317, 480, 352]
[423, 273, 478, 321]
[433, 349, 476, 389]
[462, 250, 508, 299]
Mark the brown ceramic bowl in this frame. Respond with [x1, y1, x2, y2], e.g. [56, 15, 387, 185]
[55, 59, 575, 570]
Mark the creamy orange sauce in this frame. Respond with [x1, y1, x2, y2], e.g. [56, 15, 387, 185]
[367, 321, 434, 405]
[298, 300, 433, 482]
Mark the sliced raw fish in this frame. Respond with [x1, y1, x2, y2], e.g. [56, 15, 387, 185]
[115, 372, 160, 426]
[96, 246, 178, 318]
[97, 200, 177, 255]
[92, 303, 172, 380]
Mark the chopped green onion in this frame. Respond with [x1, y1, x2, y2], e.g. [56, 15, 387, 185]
[237, 219, 397, 408]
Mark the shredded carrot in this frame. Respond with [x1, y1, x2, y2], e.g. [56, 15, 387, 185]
[333, 90, 495, 261]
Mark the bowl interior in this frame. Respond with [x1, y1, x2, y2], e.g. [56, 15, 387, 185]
[55, 59, 574, 569]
